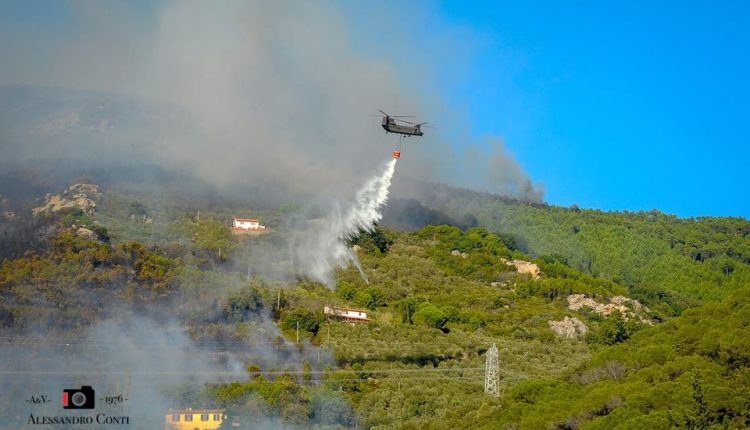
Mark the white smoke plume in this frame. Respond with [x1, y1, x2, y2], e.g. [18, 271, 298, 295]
[0, 0, 543, 204]
[294, 158, 397, 286]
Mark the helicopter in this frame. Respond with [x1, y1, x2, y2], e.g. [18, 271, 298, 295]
[376, 110, 431, 137]
[374, 110, 432, 159]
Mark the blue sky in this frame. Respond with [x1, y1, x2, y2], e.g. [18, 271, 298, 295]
[345, 1, 750, 218]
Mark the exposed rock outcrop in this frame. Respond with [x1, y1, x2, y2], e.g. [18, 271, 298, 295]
[76, 227, 96, 240]
[490, 281, 516, 290]
[500, 258, 541, 279]
[610, 295, 643, 311]
[567, 294, 652, 324]
[32, 183, 101, 217]
[549, 317, 588, 338]
[451, 249, 468, 258]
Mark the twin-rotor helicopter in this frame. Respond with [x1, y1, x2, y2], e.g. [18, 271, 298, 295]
[373, 109, 432, 159]
[376, 109, 431, 137]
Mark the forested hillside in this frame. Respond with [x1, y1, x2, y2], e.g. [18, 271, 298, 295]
[0, 181, 749, 429]
[415, 185, 750, 308]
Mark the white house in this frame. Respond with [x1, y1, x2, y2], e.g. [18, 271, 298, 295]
[232, 217, 266, 231]
[324, 306, 368, 322]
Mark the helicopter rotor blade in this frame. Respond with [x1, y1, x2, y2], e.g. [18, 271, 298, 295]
[378, 109, 414, 118]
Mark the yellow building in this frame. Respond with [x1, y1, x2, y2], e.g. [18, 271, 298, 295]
[164, 409, 225, 430]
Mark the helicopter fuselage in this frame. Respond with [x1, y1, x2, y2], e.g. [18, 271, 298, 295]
[381, 117, 423, 136]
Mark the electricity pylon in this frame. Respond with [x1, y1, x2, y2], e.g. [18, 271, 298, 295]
[485, 343, 499, 397]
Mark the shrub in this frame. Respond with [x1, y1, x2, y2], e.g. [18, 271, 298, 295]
[224, 287, 263, 322]
[282, 309, 322, 335]
[412, 303, 448, 330]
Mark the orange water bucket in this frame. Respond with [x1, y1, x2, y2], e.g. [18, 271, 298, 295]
[392, 150, 401, 159]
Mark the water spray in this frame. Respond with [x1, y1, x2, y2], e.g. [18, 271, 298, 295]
[339, 157, 397, 283]
[295, 157, 398, 286]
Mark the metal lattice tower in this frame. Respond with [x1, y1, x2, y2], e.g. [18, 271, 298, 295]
[485, 343, 499, 397]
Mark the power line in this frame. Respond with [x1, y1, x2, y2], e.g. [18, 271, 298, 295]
[0, 337, 300, 346]
[1, 339, 459, 347]
[0, 340, 314, 351]
[0, 339, 474, 354]
[0, 377, 483, 387]
[0, 367, 483, 377]
[299, 376, 482, 383]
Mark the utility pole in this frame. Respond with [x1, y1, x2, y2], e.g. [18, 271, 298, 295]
[485, 343, 499, 397]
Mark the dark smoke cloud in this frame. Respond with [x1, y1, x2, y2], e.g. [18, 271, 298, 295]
[466, 138, 544, 203]
[0, 0, 542, 202]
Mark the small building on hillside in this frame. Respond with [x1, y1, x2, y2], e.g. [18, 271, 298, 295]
[324, 306, 368, 322]
[165, 409, 225, 430]
[232, 217, 266, 231]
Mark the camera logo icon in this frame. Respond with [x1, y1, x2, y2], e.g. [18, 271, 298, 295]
[62, 386, 95, 409]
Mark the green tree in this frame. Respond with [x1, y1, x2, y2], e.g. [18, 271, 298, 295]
[190, 218, 234, 262]
[412, 303, 448, 330]
[398, 297, 418, 324]
[282, 309, 322, 335]
[224, 286, 263, 322]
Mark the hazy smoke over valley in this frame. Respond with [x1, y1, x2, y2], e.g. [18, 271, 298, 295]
[0, 314, 342, 428]
[0, 318, 244, 427]
[0, 0, 543, 202]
